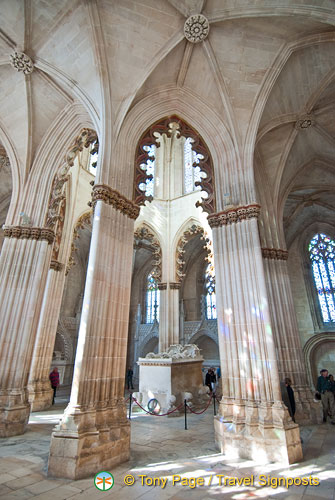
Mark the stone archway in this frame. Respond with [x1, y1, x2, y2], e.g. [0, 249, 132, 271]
[303, 333, 335, 389]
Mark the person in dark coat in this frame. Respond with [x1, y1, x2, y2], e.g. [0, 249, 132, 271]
[49, 367, 60, 405]
[284, 378, 296, 422]
[126, 367, 134, 390]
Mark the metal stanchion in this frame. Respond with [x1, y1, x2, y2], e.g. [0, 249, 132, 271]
[213, 392, 216, 416]
[129, 393, 132, 420]
[184, 399, 187, 430]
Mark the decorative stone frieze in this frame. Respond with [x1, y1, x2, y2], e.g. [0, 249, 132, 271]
[207, 204, 261, 228]
[184, 14, 210, 43]
[92, 184, 140, 220]
[3, 225, 54, 244]
[10, 51, 34, 74]
[295, 114, 315, 130]
[134, 226, 162, 281]
[261, 248, 289, 260]
[169, 282, 181, 290]
[50, 260, 64, 272]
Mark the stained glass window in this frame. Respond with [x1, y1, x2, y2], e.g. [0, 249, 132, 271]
[146, 272, 160, 323]
[309, 233, 335, 323]
[184, 137, 203, 194]
[205, 263, 217, 320]
[139, 144, 156, 198]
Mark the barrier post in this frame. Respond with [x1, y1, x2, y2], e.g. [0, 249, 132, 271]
[184, 399, 187, 430]
[213, 392, 216, 416]
[129, 393, 132, 420]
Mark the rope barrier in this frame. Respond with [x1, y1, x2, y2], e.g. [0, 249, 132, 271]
[132, 398, 184, 416]
[186, 394, 213, 415]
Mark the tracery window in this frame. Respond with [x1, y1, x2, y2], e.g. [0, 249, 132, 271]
[309, 233, 335, 323]
[146, 272, 159, 323]
[205, 262, 216, 320]
[183, 137, 203, 194]
[140, 144, 156, 198]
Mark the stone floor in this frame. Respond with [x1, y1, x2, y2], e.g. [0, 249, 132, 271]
[0, 394, 334, 499]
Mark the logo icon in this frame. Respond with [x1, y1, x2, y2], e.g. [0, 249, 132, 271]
[94, 471, 114, 491]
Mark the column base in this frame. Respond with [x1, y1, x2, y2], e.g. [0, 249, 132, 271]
[294, 388, 323, 425]
[0, 390, 30, 437]
[28, 381, 53, 412]
[214, 401, 303, 465]
[48, 404, 130, 479]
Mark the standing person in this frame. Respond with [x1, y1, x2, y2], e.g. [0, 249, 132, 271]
[210, 368, 217, 394]
[217, 366, 221, 380]
[328, 374, 335, 396]
[49, 367, 60, 405]
[317, 369, 335, 424]
[205, 368, 213, 393]
[284, 378, 296, 423]
[126, 367, 134, 390]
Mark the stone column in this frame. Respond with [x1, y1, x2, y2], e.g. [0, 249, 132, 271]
[262, 249, 321, 424]
[48, 185, 138, 479]
[0, 226, 54, 437]
[27, 261, 66, 411]
[158, 282, 180, 352]
[208, 205, 302, 465]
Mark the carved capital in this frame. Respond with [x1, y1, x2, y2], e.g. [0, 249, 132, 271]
[158, 282, 167, 290]
[169, 282, 181, 290]
[3, 225, 55, 244]
[208, 204, 261, 228]
[92, 184, 140, 220]
[50, 260, 64, 272]
[261, 248, 288, 260]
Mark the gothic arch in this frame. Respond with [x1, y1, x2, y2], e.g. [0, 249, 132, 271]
[134, 223, 162, 282]
[303, 332, 335, 389]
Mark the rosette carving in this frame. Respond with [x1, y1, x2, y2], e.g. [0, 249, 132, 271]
[184, 14, 210, 43]
[10, 51, 34, 74]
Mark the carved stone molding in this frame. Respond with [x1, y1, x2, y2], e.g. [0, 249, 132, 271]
[261, 248, 289, 260]
[295, 114, 315, 130]
[45, 128, 97, 230]
[176, 224, 211, 283]
[184, 14, 210, 43]
[3, 225, 54, 244]
[66, 211, 92, 275]
[10, 51, 34, 74]
[207, 204, 261, 228]
[92, 184, 140, 220]
[134, 115, 215, 214]
[50, 260, 64, 272]
[158, 282, 167, 290]
[170, 282, 181, 290]
[134, 226, 162, 281]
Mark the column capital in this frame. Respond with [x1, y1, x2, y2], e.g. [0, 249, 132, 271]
[261, 248, 288, 260]
[50, 260, 64, 271]
[207, 204, 261, 228]
[158, 282, 167, 290]
[3, 225, 55, 244]
[90, 184, 140, 220]
[169, 282, 181, 290]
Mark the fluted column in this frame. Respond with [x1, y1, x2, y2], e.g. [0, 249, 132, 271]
[48, 186, 139, 479]
[27, 261, 66, 411]
[262, 249, 321, 424]
[0, 226, 54, 437]
[208, 205, 302, 464]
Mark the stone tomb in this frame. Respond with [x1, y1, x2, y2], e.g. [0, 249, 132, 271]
[137, 344, 205, 413]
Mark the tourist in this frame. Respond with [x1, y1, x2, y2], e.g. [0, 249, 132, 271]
[49, 367, 60, 405]
[126, 367, 134, 390]
[316, 369, 335, 424]
[284, 378, 296, 422]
